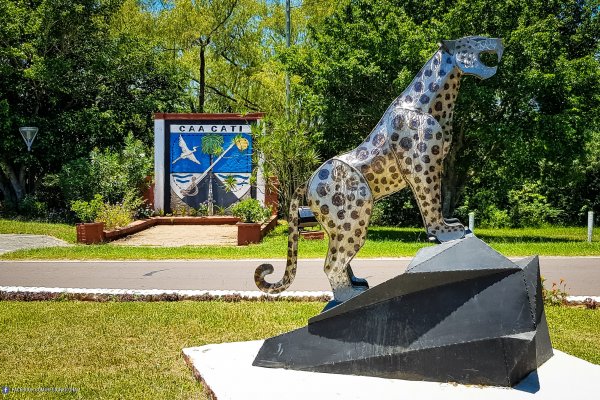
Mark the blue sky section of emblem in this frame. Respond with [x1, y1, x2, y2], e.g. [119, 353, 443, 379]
[170, 133, 252, 174]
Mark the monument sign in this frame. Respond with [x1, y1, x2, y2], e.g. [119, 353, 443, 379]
[153, 113, 264, 213]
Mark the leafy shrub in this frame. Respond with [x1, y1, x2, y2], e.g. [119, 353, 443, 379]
[369, 191, 422, 227]
[214, 205, 225, 216]
[253, 115, 321, 218]
[196, 203, 208, 216]
[49, 133, 152, 206]
[71, 191, 142, 229]
[95, 191, 142, 230]
[134, 202, 154, 219]
[476, 205, 511, 229]
[18, 195, 48, 220]
[508, 182, 562, 227]
[459, 183, 563, 229]
[370, 203, 385, 227]
[231, 198, 271, 223]
[173, 205, 188, 216]
[96, 203, 133, 230]
[43, 158, 94, 206]
[71, 194, 104, 223]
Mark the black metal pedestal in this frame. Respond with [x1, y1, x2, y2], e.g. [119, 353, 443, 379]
[253, 236, 553, 387]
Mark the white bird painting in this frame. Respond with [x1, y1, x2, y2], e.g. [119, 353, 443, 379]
[172, 135, 201, 165]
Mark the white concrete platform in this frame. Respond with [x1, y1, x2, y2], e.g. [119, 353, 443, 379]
[183, 340, 600, 399]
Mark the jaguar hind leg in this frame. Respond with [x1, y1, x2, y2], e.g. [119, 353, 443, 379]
[307, 159, 374, 303]
[321, 223, 372, 302]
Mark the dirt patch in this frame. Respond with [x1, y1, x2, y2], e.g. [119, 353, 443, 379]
[110, 225, 237, 247]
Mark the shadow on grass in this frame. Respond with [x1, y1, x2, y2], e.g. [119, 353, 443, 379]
[475, 233, 581, 243]
[366, 227, 584, 244]
[366, 228, 430, 243]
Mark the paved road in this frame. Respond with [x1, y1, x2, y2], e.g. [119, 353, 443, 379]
[1, 257, 599, 295]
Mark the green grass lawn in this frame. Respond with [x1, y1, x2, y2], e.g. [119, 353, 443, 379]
[0, 301, 598, 399]
[1, 219, 599, 260]
[0, 219, 76, 243]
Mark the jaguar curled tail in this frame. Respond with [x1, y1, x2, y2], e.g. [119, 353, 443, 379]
[254, 184, 307, 294]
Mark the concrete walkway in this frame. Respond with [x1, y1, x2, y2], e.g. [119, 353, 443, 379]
[0, 234, 70, 255]
[1, 257, 599, 296]
[110, 225, 237, 246]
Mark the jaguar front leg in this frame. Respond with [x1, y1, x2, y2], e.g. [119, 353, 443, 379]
[404, 168, 465, 242]
[411, 175, 465, 242]
[391, 110, 465, 243]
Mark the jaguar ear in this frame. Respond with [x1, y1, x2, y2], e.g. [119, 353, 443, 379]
[439, 40, 456, 54]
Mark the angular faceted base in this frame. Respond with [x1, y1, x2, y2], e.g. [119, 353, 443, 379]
[253, 236, 553, 387]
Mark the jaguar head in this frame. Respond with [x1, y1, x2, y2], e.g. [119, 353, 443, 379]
[440, 36, 504, 80]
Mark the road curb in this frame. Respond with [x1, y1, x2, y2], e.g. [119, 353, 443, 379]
[2, 256, 600, 263]
[0, 286, 598, 305]
[0, 286, 332, 302]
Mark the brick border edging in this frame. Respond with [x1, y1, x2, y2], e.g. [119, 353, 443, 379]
[300, 231, 325, 240]
[260, 215, 278, 238]
[78, 215, 278, 244]
[103, 216, 242, 241]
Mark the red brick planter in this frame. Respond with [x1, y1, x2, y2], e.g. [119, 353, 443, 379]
[237, 222, 262, 245]
[76, 215, 277, 245]
[76, 222, 105, 244]
[300, 230, 325, 240]
[104, 219, 155, 241]
[260, 215, 278, 238]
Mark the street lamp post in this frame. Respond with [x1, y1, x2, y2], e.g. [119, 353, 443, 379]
[285, 0, 291, 116]
[18, 126, 39, 195]
[19, 126, 39, 152]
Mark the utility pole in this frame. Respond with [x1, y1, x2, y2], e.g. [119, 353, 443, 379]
[285, 0, 291, 116]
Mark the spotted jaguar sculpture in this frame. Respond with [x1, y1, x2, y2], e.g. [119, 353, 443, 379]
[255, 36, 504, 302]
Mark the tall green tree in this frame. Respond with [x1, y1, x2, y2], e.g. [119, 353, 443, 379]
[287, 0, 600, 225]
[122, 0, 271, 113]
[0, 0, 185, 207]
[444, 0, 600, 224]
[115, 0, 338, 115]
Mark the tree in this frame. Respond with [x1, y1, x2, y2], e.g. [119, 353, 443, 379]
[128, 0, 270, 113]
[0, 0, 186, 208]
[254, 114, 321, 218]
[116, 0, 338, 116]
[443, 0, 600, 224]
[286, 0, 600, 226]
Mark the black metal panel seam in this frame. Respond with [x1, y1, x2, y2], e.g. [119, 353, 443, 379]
[520, 270, 537, 329]
[500, 338, 511, 386]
